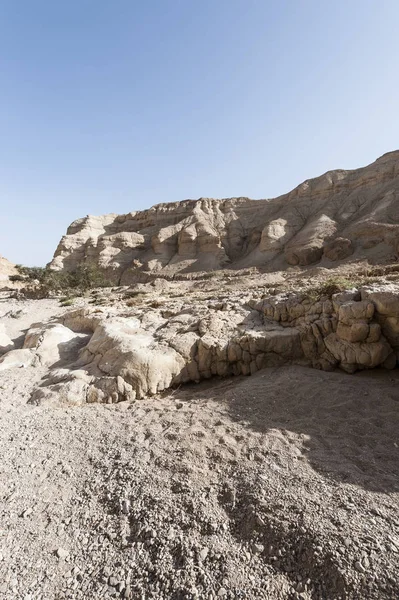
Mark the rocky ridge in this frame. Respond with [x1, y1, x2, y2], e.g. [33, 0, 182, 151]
[50, 151, 399, 283]
[1, 274, 399, 405]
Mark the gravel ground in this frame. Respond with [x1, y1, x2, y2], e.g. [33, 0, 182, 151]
[0, 296, 398, 600]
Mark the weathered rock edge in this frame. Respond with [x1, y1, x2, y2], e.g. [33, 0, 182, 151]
[2, 283, 398, 405]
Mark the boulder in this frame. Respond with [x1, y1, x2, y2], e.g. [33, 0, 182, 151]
[23, 323, 88, 367]
[79, 318, 186, 398]
[323, 237, 353, 261]
[0, 324, 14, 354]
[0, 349, 35, 371]
[324, 334, 391, 371]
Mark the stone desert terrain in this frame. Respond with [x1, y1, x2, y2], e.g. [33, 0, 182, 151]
[0, 152, 399, 600]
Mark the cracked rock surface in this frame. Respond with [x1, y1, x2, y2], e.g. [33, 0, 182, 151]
[2, 282, 398, 404]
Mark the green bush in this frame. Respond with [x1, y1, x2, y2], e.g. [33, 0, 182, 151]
[60, 297, 76, 307]
[9, 274, 25, 282]
[18, 264, 112, 297]
[15, 265, 46, 281]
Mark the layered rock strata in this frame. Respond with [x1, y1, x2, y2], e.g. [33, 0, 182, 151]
[50, 151, 399, 282]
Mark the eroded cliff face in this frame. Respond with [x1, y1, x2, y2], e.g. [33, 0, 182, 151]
[49, 151, 399, 282]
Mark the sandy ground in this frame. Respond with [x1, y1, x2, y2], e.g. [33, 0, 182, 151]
[0, 296, 398, 600]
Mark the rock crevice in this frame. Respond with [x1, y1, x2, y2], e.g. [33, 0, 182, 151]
[1, 283, 398, 405]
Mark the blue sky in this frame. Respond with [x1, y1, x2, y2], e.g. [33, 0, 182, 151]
[0, 0, 398, 266]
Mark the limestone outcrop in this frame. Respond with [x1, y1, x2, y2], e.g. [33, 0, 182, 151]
[1, 282, 398, 405]
[0, 323, 14, 354]
[259, 287, 396, 373]
[49, 151, 399, 282]
[0, 255, 16, 281]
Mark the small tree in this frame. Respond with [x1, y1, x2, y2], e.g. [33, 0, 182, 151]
[16, 263, 112, 297]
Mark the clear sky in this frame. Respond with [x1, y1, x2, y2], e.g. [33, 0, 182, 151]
[0, 0, 398, 266]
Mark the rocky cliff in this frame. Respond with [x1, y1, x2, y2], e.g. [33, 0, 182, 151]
[50, 151, 399, 282]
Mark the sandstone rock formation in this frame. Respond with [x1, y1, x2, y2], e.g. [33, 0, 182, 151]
[0, 254, 16, 281]
[49, 151, 399, 282]
[2, 281, 398, 405]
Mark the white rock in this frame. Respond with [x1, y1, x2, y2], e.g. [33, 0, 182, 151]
[56, 548, 69, 559]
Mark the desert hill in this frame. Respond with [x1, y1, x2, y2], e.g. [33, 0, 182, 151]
[50, 151, 399, 283]
[0, 255, 16, 281]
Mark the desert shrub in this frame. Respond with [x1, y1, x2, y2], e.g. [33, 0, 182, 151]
[125, 293, 147, 307]
[149, 299, 163, 308]
[306, 276, 354, 300]
[18, 264, 112, 297]
[9, 274, 25, 282]
[60, 297, 76, 307]
[66, 265, 112, 292]
[123, 289, 148, 298]
[15, 265, 47, 281]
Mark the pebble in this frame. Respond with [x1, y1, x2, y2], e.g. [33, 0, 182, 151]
[56, 548, 69, 559]
[199, 547, 209, 561]
[252, 543, 264, 554]
[217, 588, 227, 597]
[124, 584, 132, 598]
[354, 560, 366, 573]
[362, 556, 370, 568]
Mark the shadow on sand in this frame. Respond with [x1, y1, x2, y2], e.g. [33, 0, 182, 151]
[177, 365, 399, 494]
